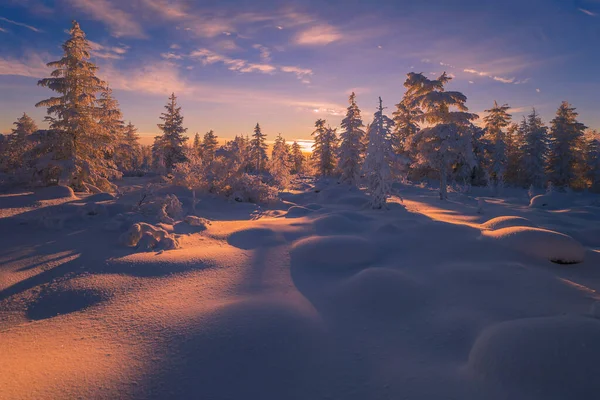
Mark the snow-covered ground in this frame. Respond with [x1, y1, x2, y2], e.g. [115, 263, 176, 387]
[1, 178, 600, 399]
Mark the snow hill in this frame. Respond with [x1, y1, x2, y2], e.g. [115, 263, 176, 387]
[1, 177, 600, 399]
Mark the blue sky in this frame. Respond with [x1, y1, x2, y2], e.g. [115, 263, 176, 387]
[1, 0, 599, 144]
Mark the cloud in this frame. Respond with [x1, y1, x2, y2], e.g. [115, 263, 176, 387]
[536, 88, 541, 93]
[190, 48, 276, 74]
[295, 24, 342, 45]
[88, 40, 128, 59]
[0, 27, 7, 33]
[65, 0, 146, 38]
[101, 61, 193, 95]
[170, 44, 181, 50]
[0, 53, 49, 78]
[281, 65, 313, 78]
[463, 67, 528, 85]
[252, 44, 271, 62]
[578, 8, 597, 16]
[161, 52, 184, 60]
[0, 16, 42, 32]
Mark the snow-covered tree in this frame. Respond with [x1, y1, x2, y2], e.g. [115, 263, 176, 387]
[520, 109, 548, 188]
[34, 20, 119, 191]
[201, 130, 218, 164]
[585, 130, 600, 192]
[547, 102, 587, 189]
[407, 72, 478, 200]
[249, 123, 268, 172]
[311, 119, 338, 176]
[338, 92, 365, 184]
[504, 122, 522, 186]
[115, 122, 141, 174]
[97, 85, 124, 157]
[193, 133, 201, 157]
[483, 101, 512, 194]
[392, 83, 422, 163]
[290, 141, 305, 174]
[151, 135, 166, 173]
[363, 97, 393, 209]
[269, 133, 292, 188]
[6, 113, 38, 171]
[157, 93, 188, 172]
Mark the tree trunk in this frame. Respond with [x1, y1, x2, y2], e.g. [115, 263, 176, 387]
[439, 166, 447, 200]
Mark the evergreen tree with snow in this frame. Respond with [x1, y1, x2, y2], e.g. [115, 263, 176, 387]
[547, 102, 587, 189]
[249, 123, 268, 172]
[392, 85, 422, 173]
[151, 135, 167, 173]
[34, 20, 119, 191]
[115, 122, 141, 174]
[269, 133, 292, 188]
[363, 97, 393, 209]
[407, 72, 478, 200]
[7, 113, 38, 171]
[483, 101, 512, 194]
[193, 133, 201, 157]
[97, 85, 125, 164]
[520, 109, 548, 188]
[290, 141, 305, 174]
[311, 119, 338, 176]
[157, 93, 188, 172]
[338, 92, 366, 184]
[201, 130, 218, 164]
[504, 122, 522, 186]
[585, 130, 600, 192]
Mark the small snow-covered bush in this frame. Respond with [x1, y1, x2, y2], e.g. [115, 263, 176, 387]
[119, 222, 180, 251]
[230, 174, 278, 204]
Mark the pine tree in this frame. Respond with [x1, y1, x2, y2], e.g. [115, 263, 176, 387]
[585, 130, 600, 192]
[483, 101, 512, 193]
[407, 72, 478, 200]
[157, 93, 188, 172]
[290, 141, 305, 174]
[311, 119, 338, 176]
[193, 133, 202, 157]
[520, 109, 548, 188]
[392, 84, 422, 168]
[7, 113, 38, 171]
[249, 123, 268, 172]
[34, 20, 118, 191]
[338, 92, 366, 184]
[547, 102, 587, 189]
[269, 133, 291, 188]
[201, 130, 219, 164]
[363, 97, 393, 209]
[504, 122, 522, 186]
[116, 122, 141, 174]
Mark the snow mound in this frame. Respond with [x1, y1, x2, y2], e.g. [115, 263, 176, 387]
[313, 214, 363, 235]
[184, 215, 210, 228]
[305, 203, 323, 211]
[529, 193, 569, 209]
[468, 316, 600, 398]
[482, 226, 585, 264]
[227, 228, 284, 250]
[290, 235, 375, 269]
[481, 216, 537, 231]
[335, 195, 370, 207]
[84, 192, 115, 203]
[119, 222, 180, 251]
[285, 206, 313, 218]
[35, 185, 75, 200]
[332, 268, 427, 317]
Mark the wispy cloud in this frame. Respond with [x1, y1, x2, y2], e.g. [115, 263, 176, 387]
[463, 67, 528, 85]
[0, 16, 42, 32]
[252, 44, 271, 62]
[88, 40, 128, 60]
[578, 8, 597, 16]
[295, 24, 342, 45]
[65, 0, 145, 38]
[161, 52, 184, 60]
[190, 48, 276, 74]
[0, 53, 49, 78]
[0, 27, 7, 33]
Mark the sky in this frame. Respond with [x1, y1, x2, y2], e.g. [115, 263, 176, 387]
[0, 0, 599, 145]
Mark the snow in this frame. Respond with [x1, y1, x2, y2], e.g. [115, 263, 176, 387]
[2, 177, 600, 399]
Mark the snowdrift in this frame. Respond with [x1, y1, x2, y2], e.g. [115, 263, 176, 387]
[481, 216, 537, 231]
[482, 226, 585, 264]
[290, 235, 375, 269]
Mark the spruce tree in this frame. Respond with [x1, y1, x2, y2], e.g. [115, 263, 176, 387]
[116, 122, 141, 174]
[201, 130, 219, 164]
[269, 133, 291, 188]
[290, 141, 305, 174]
[392, 85, 422, 170]
[193, 133, 202, 157]
[157, 93, 188, 172]
[585, 130, 600, 192]
[7, 113, 38, 171]
[483, 101, 512, 193]
[338, 92, 366, 184]
[35, 20, 118, 191]
[249, 123, 268, 172]
[97, 85, 124, 162]
[311, 119, 338, 176]
[504, 122, 522, 186]
[520, 109, 548, 188]
[407, 72, 478, 199]
[363, 97, 393, 208]
[547, 101, 587, 189]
